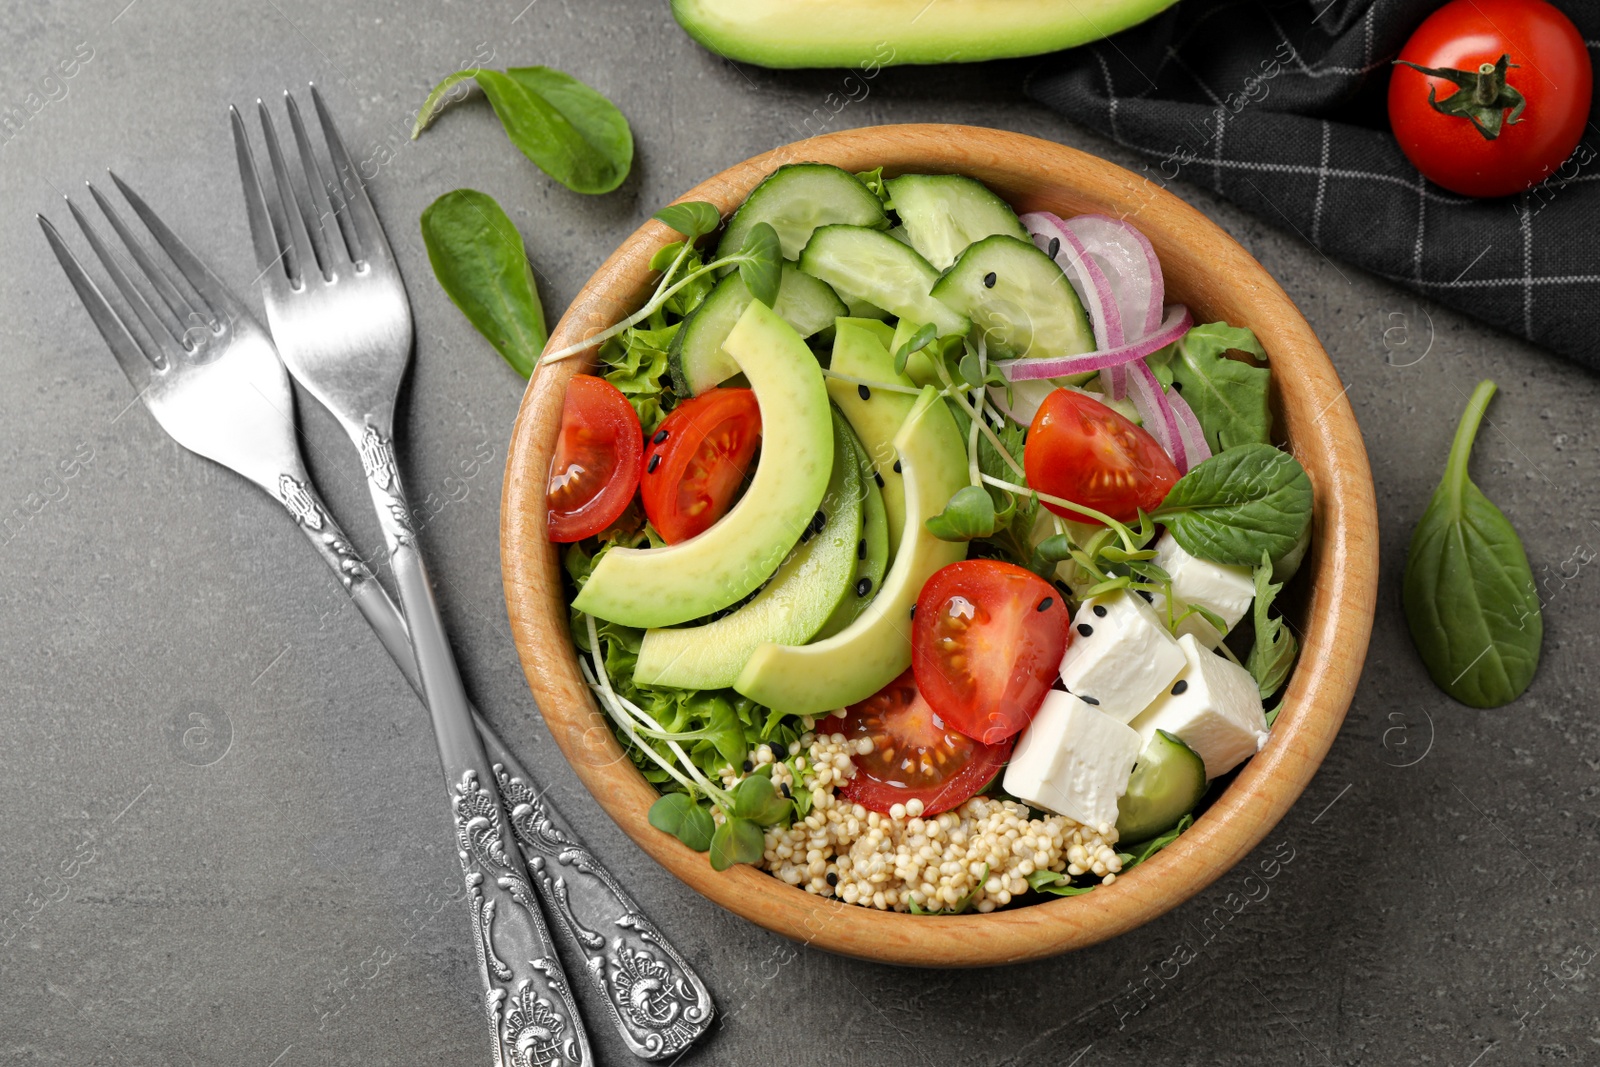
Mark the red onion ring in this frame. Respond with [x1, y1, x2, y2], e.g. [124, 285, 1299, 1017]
[998, 305, 1193, 382]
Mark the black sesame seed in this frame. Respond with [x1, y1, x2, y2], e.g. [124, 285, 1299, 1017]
[1047, 236, 1061, 259]
[652, 429, 669, 444]
[1171, 679, 1189, 696]
[1172, 380, 1184, 392]
[1077, 623, 1094, 638]
[1037, 596, 1054, 612]
[1093, 604, 1108, 618]
[983, 271, 997, 289]
[909, 604, 917, 619]
[1080, 695, 1100, 706]
[780, 782, 793, 799]
[893, 459, 902, 474]
[1137, 589, 1154, 603]
[646, 454, 661, 474]
[874, 471, 885, 488]
[857, 538, 867, 559]
[812, 510, 827, 532]
[855, 576, 873, 597]
[742, 759, 754, 772]
[826, 871, 839, 886]
[858, 383, 871, 400]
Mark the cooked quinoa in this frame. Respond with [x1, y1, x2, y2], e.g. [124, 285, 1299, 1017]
[728, 730, 1124, 913]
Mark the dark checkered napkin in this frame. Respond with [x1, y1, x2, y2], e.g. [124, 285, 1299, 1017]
[1027, 0, 1600, 371]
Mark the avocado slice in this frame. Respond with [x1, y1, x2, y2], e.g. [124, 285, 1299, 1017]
[632, 410, 864, 689]
[825, 318, 916, 553]
[573, 301, 832, 628]
[735, 386, 969, 716]
[813, 423, 889, 641]
[671, 0, 1180, 68]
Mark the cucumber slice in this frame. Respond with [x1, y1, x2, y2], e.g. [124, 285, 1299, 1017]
[1116, 729, 1208, 844]
[717, 163, 889, 265]
[814, 425, 889, 640]
[670, 264, 847, 395]
[633, 411, 863, 689]
[884, 173, 1030, 271]
[930, 234, 1094, 361]
[799, 225, 969, 339]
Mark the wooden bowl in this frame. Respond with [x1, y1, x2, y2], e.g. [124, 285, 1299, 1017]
[501, 125, 1377, 967]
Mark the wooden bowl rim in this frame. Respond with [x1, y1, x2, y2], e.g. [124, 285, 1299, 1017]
[500, 124, 1378, 967]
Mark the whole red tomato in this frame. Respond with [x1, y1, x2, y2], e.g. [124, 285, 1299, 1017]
[1388, 0, 1591, 197]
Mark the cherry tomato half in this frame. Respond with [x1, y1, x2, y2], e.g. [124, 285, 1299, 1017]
[836, 668, 1013, 816]
[912, 560, 1072, 745]
[1024, 388, 1178, 524]
[641, 388, 762, 544]
[1389, 0, 1591, 198]
[546, 375, 643, 543]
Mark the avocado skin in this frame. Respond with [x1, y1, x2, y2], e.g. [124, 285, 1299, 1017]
[671, 0, 1180, 69]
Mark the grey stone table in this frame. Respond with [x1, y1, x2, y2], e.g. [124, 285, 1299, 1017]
[2, 2, 1596, 1064]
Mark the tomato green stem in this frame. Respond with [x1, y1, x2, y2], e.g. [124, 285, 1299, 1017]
[1393, 54, 1526, 141]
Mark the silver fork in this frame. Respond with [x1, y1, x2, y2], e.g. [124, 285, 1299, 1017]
[231, 87, 712, 1062]
[42, 174, 710, 1062]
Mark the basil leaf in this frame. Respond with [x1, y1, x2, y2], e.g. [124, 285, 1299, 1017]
[737, 222, 782, 307]
[1153, 444, 1312, 566]
[419, 189, 546, 378]
[926, 484, 999, 542]
[731, 774, 792, 826]
[1402, 380, 1542, 708]
[647, 793, 715, 852]
[709, 816, 765, 871]
[653, 201, 721, 238]
[1246, 551, 1298, 697]
[1170, 322, 1272, 453]
[413, 66, 633, 194]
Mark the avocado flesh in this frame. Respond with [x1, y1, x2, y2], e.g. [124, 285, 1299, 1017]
[671, 0, 1180, 68]
[632, 411, 863, 689]
[825, 318, 916, 555]
[814, 423, 889, 641]
[573, 301, 832, 628]
[735, 386, 969, 716]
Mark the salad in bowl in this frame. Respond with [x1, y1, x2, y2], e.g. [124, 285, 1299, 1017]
[536, 159, 1312, 917]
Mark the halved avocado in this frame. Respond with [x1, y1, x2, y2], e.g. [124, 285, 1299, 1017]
[735, 386, 969, 716]
[632, 410, 863, 689]
[825, 318, 916, 552]
[813, 422, 889, 640]
[573, 301, 832, 628]
[671, 0, 1180, 68]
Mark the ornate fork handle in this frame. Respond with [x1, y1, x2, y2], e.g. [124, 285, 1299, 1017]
[272, 462, 713, 1060]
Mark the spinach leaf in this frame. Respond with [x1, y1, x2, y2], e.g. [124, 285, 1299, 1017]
[1170, 322, 1271, 453]
[648, 793, 715, 852]
[413, 67, 633, 194]
[1121, 814, 1195, 868]
[709, 816, 765, 871]
[1246, 550, 1297, 698]
[1402, 380, 1542, 708]
[419, 189, 546, 378]
[1026, 868, 1098, 897]
[1153, 444, 1312, 566]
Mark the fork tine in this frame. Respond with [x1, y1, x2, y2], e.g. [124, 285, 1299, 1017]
[108, 170, 243, 325]
[39, 213, 160, 387]
[230, 104, 290, 283]
[309, 83, 388, 264]
[86, 181, 210, 335]
[257, 99, 319, 284]
[283, 90, 349, 269]
[64, 195, 189, 365]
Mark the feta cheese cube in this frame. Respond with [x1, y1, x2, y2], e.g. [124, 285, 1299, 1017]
[1147, 534, 1255, 648]
[1130, 634, 1268, 779]
[1057, 589, 1186, 722]
[1003, 691, 1142, 827]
